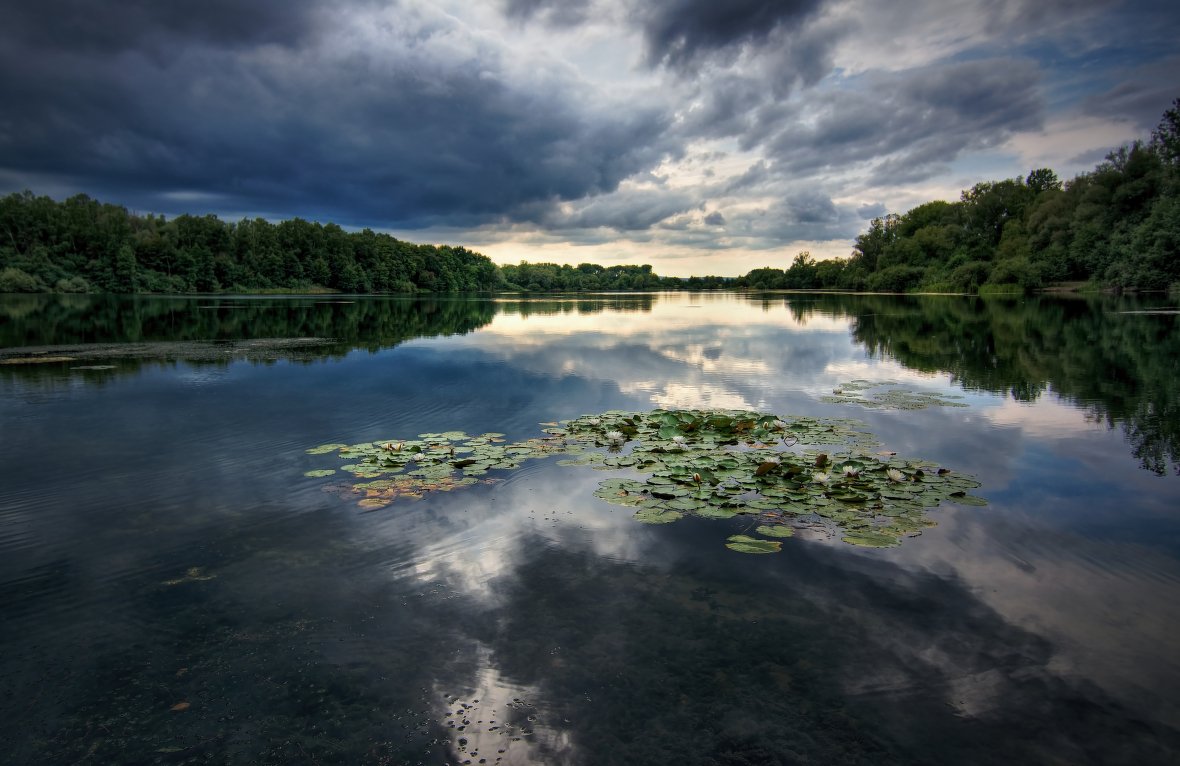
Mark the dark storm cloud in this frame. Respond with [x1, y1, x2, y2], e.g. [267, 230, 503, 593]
[634, 0, 824, 69]
[0, 0, 346, 53]
[747, 59, 1044, 185]
[0, 2, 675, 228]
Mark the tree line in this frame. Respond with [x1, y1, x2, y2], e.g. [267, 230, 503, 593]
[2, 100, 1176, 295]
[0, 195, 503, 294]
[737, 99, 1180, 293]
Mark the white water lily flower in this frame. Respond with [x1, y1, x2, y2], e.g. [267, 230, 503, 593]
[773, 419, 787, 430]
[887, 468, 906, 483]
[842, 465, 859, 478]
[671, 435, 687, 445]
[587, 418, 602, 426]
[605, 430, 625, 443]
[812, 472, 830, 484]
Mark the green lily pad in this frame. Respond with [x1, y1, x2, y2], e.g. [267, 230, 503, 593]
[725, 535, 782, 554]
[841, 530, 901, 548]
[303, 469, 337, 478]
[307, 443, 348, 455]
[307, 407, 983, 552]
[946, 493, 989, 506]
[635, 508, 683, 524]
[823, 380, 969, 410]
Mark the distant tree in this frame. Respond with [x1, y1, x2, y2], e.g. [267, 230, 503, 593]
[1151, 97, 1180, 165]
[1026, 167, 1062, 195]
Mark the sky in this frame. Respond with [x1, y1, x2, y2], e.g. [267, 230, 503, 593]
[1, 0, 1178, 276]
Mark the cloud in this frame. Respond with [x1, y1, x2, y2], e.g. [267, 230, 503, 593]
[758, 58, 1044, 184]
[1079, 55, 1180, 131]
[633, 0, 824, 70]
[0, 0, 350, 54]
[0, 0, 1176, 266]
[0, 1, 674, 228]
[500, 0, 589, 26]
[540, 187, 696, 230]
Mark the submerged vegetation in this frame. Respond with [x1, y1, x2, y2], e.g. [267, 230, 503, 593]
[307, 409, 984, 551]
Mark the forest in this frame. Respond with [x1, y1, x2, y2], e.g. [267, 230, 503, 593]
[736, 99, 1180, 293]
[1, 100, 1176, 295]
[0, 197, 503, 294]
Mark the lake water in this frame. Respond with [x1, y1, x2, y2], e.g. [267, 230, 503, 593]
[2, 292, 1179, 765]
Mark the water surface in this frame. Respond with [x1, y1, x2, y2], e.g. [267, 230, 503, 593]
[2, 292, 1178, 764]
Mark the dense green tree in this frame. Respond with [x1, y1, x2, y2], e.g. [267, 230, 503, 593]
[0, 193, 505, 294]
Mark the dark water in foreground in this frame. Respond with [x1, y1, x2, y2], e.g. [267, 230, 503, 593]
[1, 292, 1179, 765]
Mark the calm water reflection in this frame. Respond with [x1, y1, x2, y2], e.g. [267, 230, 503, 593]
[1, 292, 1178, 764]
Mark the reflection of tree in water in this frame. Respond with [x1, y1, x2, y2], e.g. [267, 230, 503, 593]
[495, 293, 657, 319]
[0, 295, 498, 378]
[779, 293, 1180, 475]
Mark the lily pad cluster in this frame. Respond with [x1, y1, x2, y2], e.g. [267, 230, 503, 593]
[305, 409, 984, 550]
[304, 431, 575, 510]
[822, 379, 968, 409]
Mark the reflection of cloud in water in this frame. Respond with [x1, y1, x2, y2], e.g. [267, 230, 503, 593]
[431, 296, 874, 415]
[377, 467, 659, 602]
[890, 505, 1180, 727]
[979, 390, 1106, 439]
[654, 343, 771, 375]
[438, 645, 574, 766]
[623, 380, 757, 411]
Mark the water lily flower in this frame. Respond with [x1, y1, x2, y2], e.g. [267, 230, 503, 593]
[587, 418, 602, 426]
[671, 435, 687, 445]
[887, 468, 905, 483]
[812, 472, 830, 484]
[842, 465, 859, 478]
[773, 419, 788, 430]
[605, 430, 625, 444]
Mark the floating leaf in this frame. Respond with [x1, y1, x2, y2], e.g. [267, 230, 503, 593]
[755, 525, 795, 538]
[842, 531, 901, 548]
[303, 469, 336, 478]
[725, 535, 782, 554]
[635, 508, 683, 524]
[306, 443, 348, 455]
[946, 493, 988, 506]
[306, 407, 983, 551]
[823, 380, 969, 409]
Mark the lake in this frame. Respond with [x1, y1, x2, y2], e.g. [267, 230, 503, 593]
[2, 291, 1178, 765]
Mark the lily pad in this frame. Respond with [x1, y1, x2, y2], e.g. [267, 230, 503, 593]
[841, 530, 901, 548]
[305, 407, 984, 552]
[634, 508, 683, 524]
[823, 380, 969, 409]
[303, 469, 337, 478]
[725, 535, 782, 554]
[307, 443, 349, 455]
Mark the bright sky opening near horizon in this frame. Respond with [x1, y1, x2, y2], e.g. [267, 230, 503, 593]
[1, 0, 1178, 276]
